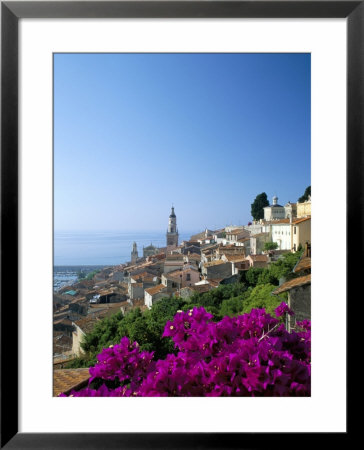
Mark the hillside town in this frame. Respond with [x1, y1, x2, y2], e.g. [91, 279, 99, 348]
[53, 194, 311, 396]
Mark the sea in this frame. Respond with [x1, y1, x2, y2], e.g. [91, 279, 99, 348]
[54, 230, 197, 267]
[53, 230, 197, 291]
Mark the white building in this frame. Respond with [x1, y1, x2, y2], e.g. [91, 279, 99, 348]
[263, 196, 286, 221]
[144, 284, 169, 309]
[264, 219, 292, 251]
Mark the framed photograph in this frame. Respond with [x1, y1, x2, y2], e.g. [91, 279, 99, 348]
[1, 0, 358, 448]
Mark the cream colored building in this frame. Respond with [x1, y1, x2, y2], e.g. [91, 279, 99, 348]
[71, 324, 85, 357]
[292, 217, 311, 252]
[297, 196, 311, 218]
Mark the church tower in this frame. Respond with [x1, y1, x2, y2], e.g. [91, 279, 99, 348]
[166, 206, 179, 247]
[131, 241, 138, 264]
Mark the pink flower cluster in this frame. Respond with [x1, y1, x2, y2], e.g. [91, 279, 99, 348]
[60, 303, 310, 397]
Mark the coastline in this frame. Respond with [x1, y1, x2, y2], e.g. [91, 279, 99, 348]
[54, 230, 197, 266]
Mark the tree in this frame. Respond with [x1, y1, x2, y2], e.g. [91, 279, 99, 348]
[245, 267, 265, 286]
[298, 186, 311, 203]
[219, 296, 245, 317]
[244, 251, 302, 288]
[188, 283, 247, 312]
[251, 192, 269, 221]
[268, 251, 302, 283]
[264, 242, 278, 251]
[85, 270, 99, 280]
[240, 284, 285, 316]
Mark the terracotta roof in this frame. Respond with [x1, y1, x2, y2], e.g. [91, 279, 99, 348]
[269, 219, 290, 225]
[142, 276, 156, 283]
[131, 271, 157, 282]
[248, 255, 268, 262]
[149, 253, 166, 260]
[74, 316, 100, 334]
[223, 255, 246, 263]
[164, 273, 183, 282]
[125, 261, 153, 271]
[186, 253, 201, 260]
[145, 284, 167, 296]
[166, 253, 184, 260]
[272, 274, 311, 295]
[200, 243, 219, 251]
[53, 368, 90, 397]
[74, 307, 121, 334]
[293, 256, 311, 273]
[190, 230, 213, 240]
[131, 271, 149, 279]
[129, 265, 154, 276]
[292, 217, 311, 224]
[53, 356, 75, 366]
[203, 260, 228, 267]
[190, 284, 212, 293]
[226, 230, 249, 237]
[167, 267, 199, 277]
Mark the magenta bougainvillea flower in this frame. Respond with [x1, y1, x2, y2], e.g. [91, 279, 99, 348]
[274, 301, 295, 318]
[61, 302, 311, 397]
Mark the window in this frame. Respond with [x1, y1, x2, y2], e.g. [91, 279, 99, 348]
[294, 227, 297, 234]
[186, 273, 191, 281]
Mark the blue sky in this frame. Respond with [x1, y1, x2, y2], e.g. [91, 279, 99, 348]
[54, 53, 310, 233]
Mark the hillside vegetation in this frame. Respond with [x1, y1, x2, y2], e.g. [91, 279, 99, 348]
[66, 250, 302, 369]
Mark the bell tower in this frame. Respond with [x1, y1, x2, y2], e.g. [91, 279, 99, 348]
[131, 241, 138, 264]
[166, 206, 179, 247]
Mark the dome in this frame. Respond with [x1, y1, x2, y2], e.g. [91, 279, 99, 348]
[145, 244, 156, 250]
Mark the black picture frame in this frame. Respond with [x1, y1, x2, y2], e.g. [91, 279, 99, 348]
[1, 1, 358, 448]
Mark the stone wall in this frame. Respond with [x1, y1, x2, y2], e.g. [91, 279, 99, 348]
[288, 284, 311, 332]
[205, 262, 233, 280]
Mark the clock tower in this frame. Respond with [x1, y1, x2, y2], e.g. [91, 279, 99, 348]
[166, 206, 179, 247]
